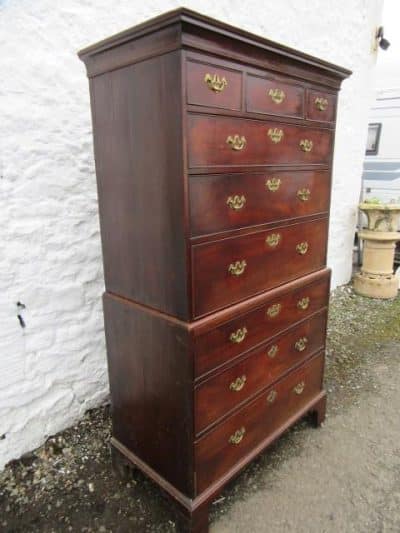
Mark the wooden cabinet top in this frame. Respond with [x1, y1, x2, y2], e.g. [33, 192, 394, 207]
[78, 7, 351, 86]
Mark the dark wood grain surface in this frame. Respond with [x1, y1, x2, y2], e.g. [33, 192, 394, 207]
[103, 293, 194, 496]
[189, 169, 330, 237]
[195, 352, 324, 493]
[246, 72, 304, 118]
[195, 309, 327, 434]
[79, 8, 351, 86]
[187, 114, 333, 168]
[192, 218, 329, 317]
[186, 59, 243, 110]
[91, 51, 189, 320]
[183, 51, 341, 130]
[194, 270, 330, 377]
[306, 89, 337, 123]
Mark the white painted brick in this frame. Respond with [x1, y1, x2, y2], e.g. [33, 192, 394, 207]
[0, 0, 383, 469]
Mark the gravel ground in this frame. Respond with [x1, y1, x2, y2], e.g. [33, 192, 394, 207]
[1, 284, 400, 532]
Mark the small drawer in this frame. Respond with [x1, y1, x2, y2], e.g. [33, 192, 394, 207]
[189, 170, 330, 237]
[192, 218, 328, 318]
[194, 271, 330, 377]
[306, 89, 336, 123]
[186, 60, 242, 111]
[195, 309, 327, 434]
[195, 352, 324, 493]
[246, 73, 304, 118]
[187, 115, 332, 168]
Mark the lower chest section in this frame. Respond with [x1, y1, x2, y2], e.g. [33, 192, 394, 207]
[105, 269, 329, 498]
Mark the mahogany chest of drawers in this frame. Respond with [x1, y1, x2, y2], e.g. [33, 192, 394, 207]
[79, 8, 350, 531]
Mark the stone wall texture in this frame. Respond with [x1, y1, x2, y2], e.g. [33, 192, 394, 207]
[0, 0, 383, 469]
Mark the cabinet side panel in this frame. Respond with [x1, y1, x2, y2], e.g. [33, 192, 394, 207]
[90, 50, 188, 319]
[103, 293, 194, 497]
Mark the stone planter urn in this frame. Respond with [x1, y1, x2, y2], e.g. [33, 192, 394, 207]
[354, 201, 400, 298]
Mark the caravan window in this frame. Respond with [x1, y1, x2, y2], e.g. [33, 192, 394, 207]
[366, 123, 381, 155]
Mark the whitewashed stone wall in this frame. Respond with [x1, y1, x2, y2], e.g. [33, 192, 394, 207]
[0, 0, 383, 469]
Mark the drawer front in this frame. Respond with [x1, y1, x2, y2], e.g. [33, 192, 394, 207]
[187, 115, 332, 168]
[306, 89, 337, 123]
[195, 352, 324, 493]
[186, 60, 242, 111]
[195, 272, 330, 377]
[246, 73, 304, 118]
[195, 310, 327, 434]
[189, 170, 330, 237]
[192, 218, 328, 317]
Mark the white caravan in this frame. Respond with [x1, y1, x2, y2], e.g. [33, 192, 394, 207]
[362, 87, 400, 203]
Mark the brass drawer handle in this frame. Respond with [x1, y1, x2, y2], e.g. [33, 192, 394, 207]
[267, 344, 279, 358]
[227, 134, 246, 151]
[229, 427, 245, 445]
[266, 233, 281, 247]
[266, 177, 281, 192]
[267, 303, 281, 318]
[227, 195, 246, 210]
[267, 389, 277, 403]
[299, 139, 313, 152]
[268, 128, 284, 143]
[297, 297, 310, 310]
[268, 88, 285, 104]
[293, 381, 305, 395]
[230, 375, 247, 392]
[228, 260, 247, 276]
[295, 337, 308, 352]
[204, 73, 228, 92]
[229, 327, 248, 344]
[315, 97, 328, 111]
[297, 188, 311, 202]
[296, 241, 309, 255]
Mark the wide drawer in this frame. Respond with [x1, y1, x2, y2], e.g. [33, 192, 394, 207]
[192, 218, 328, 317]
[189, 169, 330, 237]
[195, 309, 327, 434]
[187, 115, 332, 168]
[195, 352, 324, 493]
[186, 59, 242, 111]
[306, 89, 336, 123]
[246, 72, 304, 118]
[194, 271, 330, 377]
